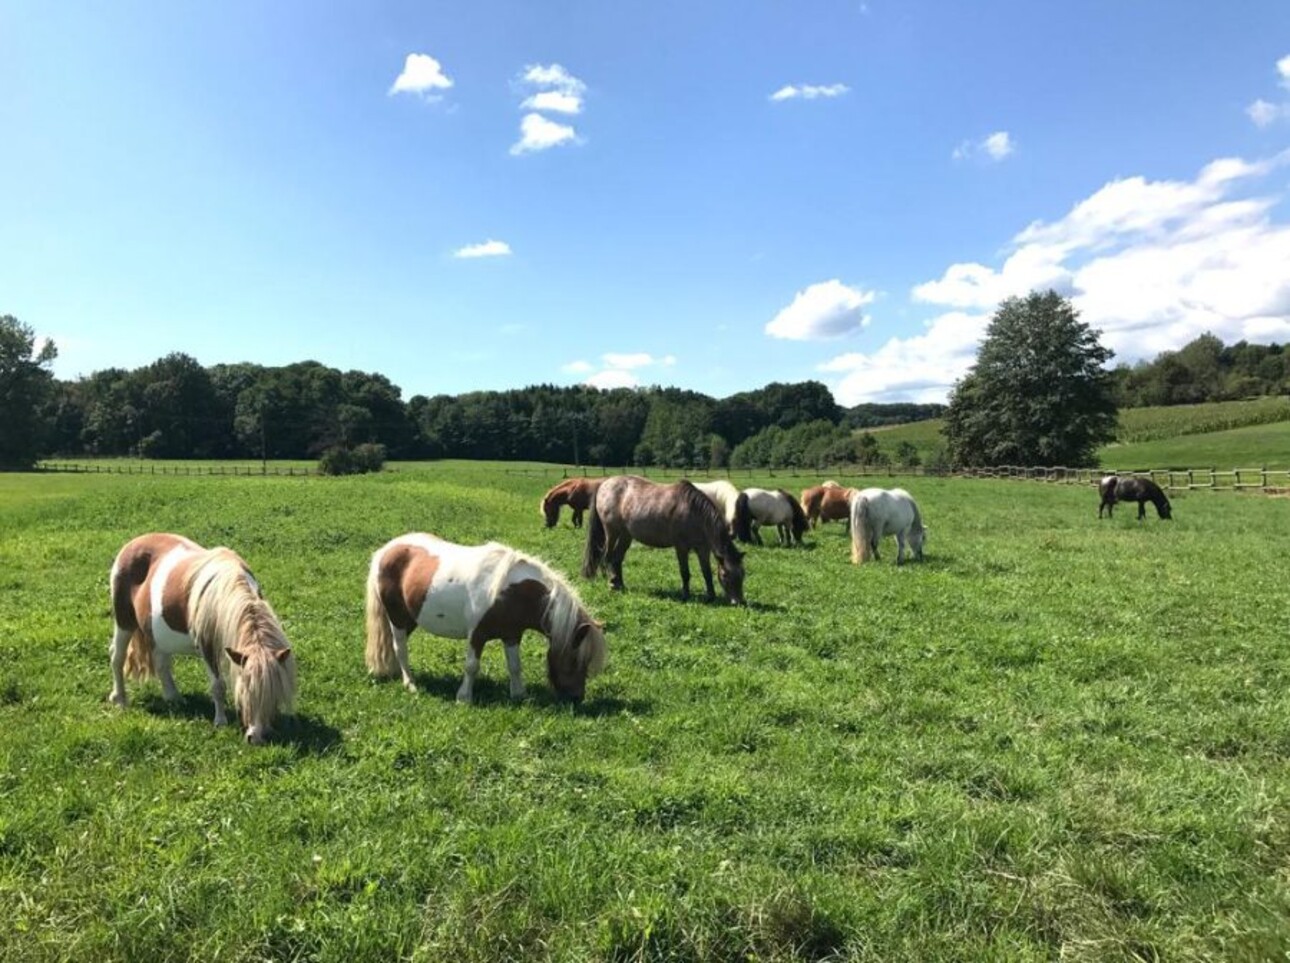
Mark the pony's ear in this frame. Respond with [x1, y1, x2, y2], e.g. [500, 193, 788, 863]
[275, 647, 293, 663]
[573, 623, 594, 647]
[225, 647, 247, 667]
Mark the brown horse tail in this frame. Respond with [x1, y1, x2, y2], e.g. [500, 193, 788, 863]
[364, 553, 398, 678]
[850, 495, 874, 564]
[582, 500, 607, 578]
[733, 491, 754, 543]
[123, 629, 155, 680]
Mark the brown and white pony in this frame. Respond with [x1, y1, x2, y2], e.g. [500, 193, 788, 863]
[366, 534, 606, 703]
[541, 477, 604, 528]
[108, 533, 296, 744]
[802, 484, 857, 529]
[583, 476, 746, 604]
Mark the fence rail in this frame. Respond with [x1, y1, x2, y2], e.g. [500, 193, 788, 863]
[34, 462, 316, 477]
[505, 463, 1290, 494]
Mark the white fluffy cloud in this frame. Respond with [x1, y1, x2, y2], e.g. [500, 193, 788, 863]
[510, 113, 579, 154]
[389, 53, 453, 98]
[452, 239, 512, 259]
[829, 151, 1290, 403]
[765, 280, 875, 340]
[512, 63, 586, 153]
[567, 352, 677, 388]
[1246, 54, 1290, 126]
[953, 130, 1014, 162]
[769, 83, 849, 102]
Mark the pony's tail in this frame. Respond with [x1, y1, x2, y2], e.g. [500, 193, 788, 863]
[733, 492, 754, 543]
[123, 629, 155, 679]
[582, 502, 607, 578]
[850, 496, 875, 564]
[364, 554, 398, 678]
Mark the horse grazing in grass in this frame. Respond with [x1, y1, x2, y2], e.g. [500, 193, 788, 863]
[849, 488, 926, 565]
[584, 476, 746, 604]
[693, 479, 754, 543]
[802, 484, 856, 529]
[541, 477, 604, 528]
[1099, 475, 1173, 521]
[739, 488, 809, 546]
[108, 533, 296, 745]
[367, 534, 605, 703]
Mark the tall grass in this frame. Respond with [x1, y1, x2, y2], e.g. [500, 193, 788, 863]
[0, 467, 1288, 960]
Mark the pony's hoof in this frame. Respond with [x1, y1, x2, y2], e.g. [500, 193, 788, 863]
[455, 693, 474, 705]
[107, 692, 127, 708]
[403, 682, 420, 694]
[213, 716, 228, 728]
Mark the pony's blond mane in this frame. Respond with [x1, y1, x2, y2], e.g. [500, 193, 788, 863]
[478, 542, 605, 678]
[187, 549, 296, 723]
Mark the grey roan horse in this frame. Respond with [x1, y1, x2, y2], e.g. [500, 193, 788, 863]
[582, 476, 746, 604]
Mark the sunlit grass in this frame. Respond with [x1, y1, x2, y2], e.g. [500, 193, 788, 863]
[0, 466, 1287, 960]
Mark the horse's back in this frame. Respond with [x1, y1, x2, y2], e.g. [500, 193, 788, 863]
[111, 533, 203, 633]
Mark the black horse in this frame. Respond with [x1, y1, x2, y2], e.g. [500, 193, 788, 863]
[1098, 475, 1172, 521]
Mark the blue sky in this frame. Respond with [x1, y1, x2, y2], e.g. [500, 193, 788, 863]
[4, 1, 1290, 404]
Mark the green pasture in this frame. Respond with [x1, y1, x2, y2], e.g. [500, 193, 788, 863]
[1100, 420, 1290, 471]
[1, 466, 1288, 961]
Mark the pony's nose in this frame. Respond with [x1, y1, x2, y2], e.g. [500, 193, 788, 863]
[245, 729, 266, 746]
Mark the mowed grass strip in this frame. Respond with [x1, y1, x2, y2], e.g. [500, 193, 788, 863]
[1, 467, 1288, 961]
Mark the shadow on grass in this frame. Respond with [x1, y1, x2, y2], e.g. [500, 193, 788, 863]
[642, 587, 785, 613]
[135, 691, 342, 753]
[398, 671, 652, 715]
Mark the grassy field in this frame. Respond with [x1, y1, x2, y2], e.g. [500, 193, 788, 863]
[864, 397, 1290, 469]
[2, 466, 1289, 961]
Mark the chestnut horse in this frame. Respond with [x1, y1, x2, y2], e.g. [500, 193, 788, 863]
[541, 477, 604, 528]
[1099, 475, 1173, 521]
[366, 533, 606, 702]
[583, 476, 746, 604]
[802, 484, 856, 529]
[108, 533, 296, 744]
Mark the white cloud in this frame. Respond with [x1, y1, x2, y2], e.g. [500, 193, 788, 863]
[453, 239, 512, 259]
[562, 360, 594, 374]
[510, 113, 579, 154]
[765, 280, 876, 340]
[770, 83, 849, 102]
[585, 370, 639, 390]
[862, 151, 1290, 403]
[522, 90, 583, 114]
[389, 53, 454, 98]
[1247, 54, 1290, 126]
[521, 63, 586, 95]
[953, 130, 1014, 162]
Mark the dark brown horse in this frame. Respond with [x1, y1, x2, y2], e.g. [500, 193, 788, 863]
[582, 476, 745, 604]
[1099, 475, 1173, 520]
[541, 477, 604, 528]
[802, 484, 856, 529]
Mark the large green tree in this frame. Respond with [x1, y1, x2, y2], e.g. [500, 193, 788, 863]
[0, 316, 58, 467]
[943, 290, 1117, 467]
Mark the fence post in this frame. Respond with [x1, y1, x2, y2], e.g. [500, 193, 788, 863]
[1262, 465, 1268, 490]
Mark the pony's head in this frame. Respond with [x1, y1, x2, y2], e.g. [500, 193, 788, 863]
[1157, 496, 1173, 520]
[717, 546, 746, 605]
[910, 524, 927, 561]
[225, 642, 296, 744]
[546, 619, 606, 703]
[541, 492, 562, 528]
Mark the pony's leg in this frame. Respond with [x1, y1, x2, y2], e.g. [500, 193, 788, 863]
[200, 651, 229, 727]
[695, 549, 716, 602]
[608, 533, 631, 590]
[457, 640, 484, 703]
[392, 627, 418, 693]
[895, 532, 906, 566]
[572, 508, 583, 528]
[155, 652, 181, 702]
[674, 547, 692, 601]
[1137, 500, 1146, 521]
[107, 626, 131, 707]
[503, 638, 525, 700]
[752, 522, 764, 546]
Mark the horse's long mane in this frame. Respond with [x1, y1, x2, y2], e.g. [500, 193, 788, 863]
[186, 549, 296, 730]
[676, 481, 743, 566]
[480, 543, 605, 677]
[778, 489, 808, 534]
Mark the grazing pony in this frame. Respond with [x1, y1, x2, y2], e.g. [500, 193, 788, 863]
[693, 479, 754, 543]
[849, 488, 927, 565]
[541, 477, 604, 529]
[1099, 475, 1173, 521]
[108, 533, 296, 744]
[366, 534, 605, 703]
[802, 484, 857, 529]
[584, 476, 746, 604]
[740, 488, 809, 546]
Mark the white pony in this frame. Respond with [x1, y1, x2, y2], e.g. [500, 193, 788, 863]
[366, 533, 606, 703]
[849, 488, 926, 565]
[692, 480, 754, 542]
[738, 488, 809, 546]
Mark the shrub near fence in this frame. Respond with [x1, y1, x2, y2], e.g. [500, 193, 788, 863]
[514, 463, 1290, 494]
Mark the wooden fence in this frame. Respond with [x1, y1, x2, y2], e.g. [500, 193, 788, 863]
[506, 463, 1290, 495]
[34, 462, 316, 477]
